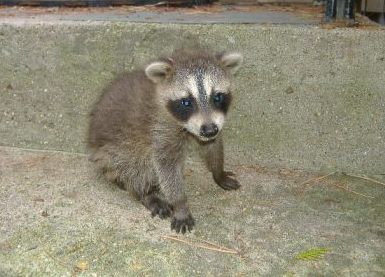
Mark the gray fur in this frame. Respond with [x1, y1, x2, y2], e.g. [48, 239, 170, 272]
[88, 49, 242, 233]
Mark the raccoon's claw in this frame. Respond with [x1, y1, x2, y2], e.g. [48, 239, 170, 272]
[151, 205, 172, 219]
[171, 214, 195, 234]
[146, 197, 172, 219]
[216, 173, 240, 190]
[224, 171, 236, 177]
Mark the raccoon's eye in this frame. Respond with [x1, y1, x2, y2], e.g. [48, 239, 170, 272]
[213, 93, 224, 104]
[181, 98, 192, 107]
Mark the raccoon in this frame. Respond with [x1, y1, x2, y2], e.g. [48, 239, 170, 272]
[88, 49, 242, 233]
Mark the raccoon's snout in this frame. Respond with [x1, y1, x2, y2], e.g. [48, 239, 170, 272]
[200, 123, 219, 138]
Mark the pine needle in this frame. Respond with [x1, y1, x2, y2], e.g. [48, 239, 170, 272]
[334, 184, 374, 199]
[161, 235, 238, 254]
[344, 174, 385, 187]
[300, 172, 336, 186]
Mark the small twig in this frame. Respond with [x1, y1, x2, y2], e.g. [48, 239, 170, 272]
[344, 173, 385, 187]
[161, 235, 238, 254]
[333, 184, 374, 199]
[300, 172, 336, 186]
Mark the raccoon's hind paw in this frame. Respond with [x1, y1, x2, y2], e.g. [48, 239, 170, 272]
[143, 196, 172, 219]
[216, 171, 240, 190]
[171, 213, 195, 234]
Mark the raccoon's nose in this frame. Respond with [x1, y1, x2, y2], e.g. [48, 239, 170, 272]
[200, 123, 218, 138]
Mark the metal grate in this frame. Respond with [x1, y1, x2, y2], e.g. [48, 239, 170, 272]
[325, 0, 355, 21]
[0, 0, 215, 6]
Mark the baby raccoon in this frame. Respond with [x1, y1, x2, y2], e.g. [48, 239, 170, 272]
[88, 49, 242, 233]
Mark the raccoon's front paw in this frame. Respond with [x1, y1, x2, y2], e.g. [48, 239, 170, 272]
[171, 213, 195, 234]
[216, 171, 240, 190]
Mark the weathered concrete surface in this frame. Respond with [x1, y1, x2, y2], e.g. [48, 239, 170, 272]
[0, 146, 384, 276]
[0, 6, 322, 24]
[0, 21, 385, 174]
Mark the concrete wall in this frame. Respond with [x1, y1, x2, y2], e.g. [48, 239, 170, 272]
[1, 22, 384, 173]
[362, 0, 385, 13]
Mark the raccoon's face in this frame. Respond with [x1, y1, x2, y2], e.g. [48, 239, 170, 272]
[145, 52, 242, 142]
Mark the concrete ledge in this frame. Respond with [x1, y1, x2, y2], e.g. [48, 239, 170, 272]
[0, 20, 384, 173]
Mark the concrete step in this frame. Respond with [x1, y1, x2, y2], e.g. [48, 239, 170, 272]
[0, 7, 384, 174]
[1, 146, 384, 275]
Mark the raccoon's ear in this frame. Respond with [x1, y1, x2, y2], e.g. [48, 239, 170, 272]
[145, 59, 174, 83]
[218, 52, 243, 75]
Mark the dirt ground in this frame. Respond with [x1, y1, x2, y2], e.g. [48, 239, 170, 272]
[1, 146, 384, 276]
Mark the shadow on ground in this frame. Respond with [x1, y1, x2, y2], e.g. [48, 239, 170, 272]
[0, 146, 384, 276]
